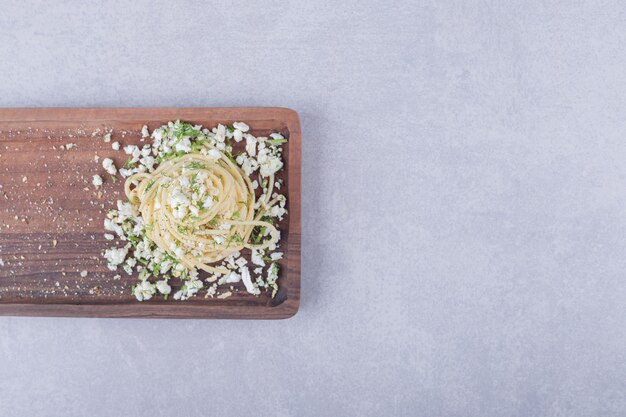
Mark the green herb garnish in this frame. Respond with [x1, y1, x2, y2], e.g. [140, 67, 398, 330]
[225, 151, 237, 165]
[187, 162, 206, 170]
[190, 140, 206, 153]
[225, 233, 244, 249]
[267, 139, 288, 145]
[124, 157, 135, 168]
[145, 179, 156, 192]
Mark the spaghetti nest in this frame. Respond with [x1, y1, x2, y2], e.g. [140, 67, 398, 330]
[124, 151, 278, 275]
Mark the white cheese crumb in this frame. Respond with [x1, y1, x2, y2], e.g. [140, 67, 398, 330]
[251, 249, 265, 267]
[104, 247, 128, 270]
[92, 174, 103, 188]
[217, 291, 232, 299]
[206, 284, 217, 297]
[119, 168, 133, 178]
[270, 252, 284, 260]
[104, 233, 114, 240]
[240, 266, 260, 295]
[0, 258, 4, 267]
[102, 158, 117, 175]
[156, 279, 171, 295]
[22, 176, 27, 183]
[207, 148, 221, 161]
[134, 281, 156, 301]
[245, 135, 257, 157]
[141, 125, 150, 138]
[233, 121, 249, 132]
[173, 278, 202, 300]
[103, 133, 111, 143]
[113, 274, 121, 280]
[111, 141, 120, 150]
[80, 270, 88, 277]
[225, 271, 241, 283]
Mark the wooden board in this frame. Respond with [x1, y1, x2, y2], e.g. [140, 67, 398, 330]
[0, 108, 301, 319]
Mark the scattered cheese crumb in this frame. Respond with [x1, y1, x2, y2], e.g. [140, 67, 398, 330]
[92, 174, 103, 188]
[102, 158, 117, 175]
[156, 280, 171, 295]
[80, 270, 88, 277]
[233, 121, 249, 132]
[111, 141, 120, 150]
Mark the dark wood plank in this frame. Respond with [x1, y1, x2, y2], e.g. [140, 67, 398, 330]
[0, 108, 301, 319]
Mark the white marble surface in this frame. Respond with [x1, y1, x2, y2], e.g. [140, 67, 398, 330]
[1, 1, 626, 416]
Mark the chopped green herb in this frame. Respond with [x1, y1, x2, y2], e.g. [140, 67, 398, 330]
[145, 179, 156, 192]
[190, 173, 199, 189]
[129, 234, 140, 246]
[253, 226, 267, 244]
[187, 162, 206, 170]
[111, 175, 118, 183]
[191, 140, 206, 153]
[227, 233, 244, 247]
[267, 138, 288, 145]
[260, 215, 275, 225]
[225, 151, 237, 165]
[124, 157, 135, 168]
[165, 150, 187, 160]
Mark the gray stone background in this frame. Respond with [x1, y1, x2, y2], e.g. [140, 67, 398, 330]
[1, 1, 626, 416]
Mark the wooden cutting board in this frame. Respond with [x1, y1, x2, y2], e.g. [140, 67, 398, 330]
[0, 108, 301, 319]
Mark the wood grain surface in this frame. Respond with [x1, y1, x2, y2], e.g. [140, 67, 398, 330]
[0, 108, 301, 319]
